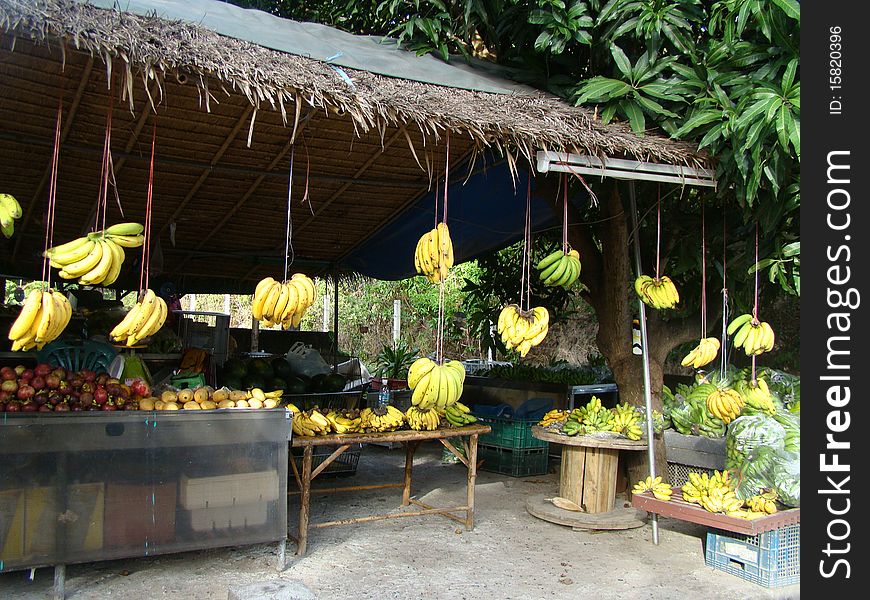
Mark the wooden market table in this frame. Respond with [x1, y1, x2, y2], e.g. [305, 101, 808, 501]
[526, 426, 648, 530]
[288, 424, 491, 557]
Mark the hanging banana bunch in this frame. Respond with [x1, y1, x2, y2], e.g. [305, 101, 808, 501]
[634, 274, 679, 309]
[109, 288, 168, 347]
[414, 222, 454, 283]
[44, 223, 145, 286]
[727, 313, 775, 356]
[0, 193, 23, 238]
[496, 304, 549, 357]
[252, 273, 316, 329]
[7, 288, 73, 351]
[536, 247, 581, 288]
[680, 337, 720, 369]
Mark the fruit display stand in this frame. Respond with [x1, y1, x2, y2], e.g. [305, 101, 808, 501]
[0, 409, 291, 599]
[526, 426, 648, 530]
[288, 424, 490, 557]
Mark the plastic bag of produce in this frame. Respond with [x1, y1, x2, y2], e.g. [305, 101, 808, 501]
[772, 410, 800, 453]
[725, 414, 786, 471]
[668, 402, 695, 435]
[769, 449, 800, 507]
[734, 445, 776, 500]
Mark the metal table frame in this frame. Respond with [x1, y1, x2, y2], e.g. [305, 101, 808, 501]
[288, 424, 491, 557]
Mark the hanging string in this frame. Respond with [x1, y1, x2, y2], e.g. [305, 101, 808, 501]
[751, 222, 760, 382]
[654, 184, 662, 279]
[284, 146, 296, 282]
[139, 118, 157, 293]
[700, 203, 706, 337]
[95, 85, 114, 235]
[719, 202, 729, 380]
[41, 99, 63, 289]
[435, 132, 451, 365]
[562, 173, 568, 252]
[525, 175, 533, 312]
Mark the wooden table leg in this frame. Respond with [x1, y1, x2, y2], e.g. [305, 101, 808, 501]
[466, 433, 478, 530]
[296, 446, 313, 556]
[402, 441, 416, 506]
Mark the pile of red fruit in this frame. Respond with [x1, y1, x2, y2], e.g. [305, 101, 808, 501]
[0, 363, 156, 412]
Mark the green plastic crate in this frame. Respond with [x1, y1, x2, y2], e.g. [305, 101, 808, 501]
[475, 415, 548, 450]
[478, 444, 549, 477]
[705, 524, 800, 587]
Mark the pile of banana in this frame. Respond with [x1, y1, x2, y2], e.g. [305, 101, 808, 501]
[44, 223, 145, 286]
[537, 409, 569, 427]
[251, 274, 316, 329]
[444, 401, 477, 427]
[8, 288, 72, 351]
[496, 304, 549, 356]
[746, 490, 779, 515]
[109, 288, 168, 347]
[326, 409, 363, 434]
[360, 405, 407, 432]
[634, 274, 679, 309]
[0, 193, 22, 238]
[407, 357, 466, 410]
[414, 222, 453, 283]
[680, 470, 767, 519]
[705, 386, 745, 424]
[536, 248, 581, 288]
[406, 406, 441, 431]
[290, 407, 334, 436]
[727, 314, 775, 356]
[680, 337, 720, 369]
[734, 377, 777, 415]
[632, 475, 673, 500]
[610, 402, 644, 440]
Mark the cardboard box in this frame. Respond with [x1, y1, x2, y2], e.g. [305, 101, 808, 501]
[179, 471, 278, 510]
[104, 482, 177, 548]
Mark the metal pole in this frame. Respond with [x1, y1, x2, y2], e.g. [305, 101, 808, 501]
[628, 181, 659, 545]
[393, 299, 401, 345]
[333, 273, 339, 372]
[322, 294, 330, 332]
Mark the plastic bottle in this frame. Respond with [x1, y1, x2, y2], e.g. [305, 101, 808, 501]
[378, 378, 392, 407]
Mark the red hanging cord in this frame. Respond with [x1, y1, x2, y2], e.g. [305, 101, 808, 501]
[700, 203, 706, 337]
[525, 175, 532, 312]
[655, 185, 661, 279]
[138, 119, 157, 294]
[42, 100, 63, 288]
[435, 131, 451, 364]
[751, 222, 760, 381]
[562, 173, 568, 253]
[95, 86, 114, 235]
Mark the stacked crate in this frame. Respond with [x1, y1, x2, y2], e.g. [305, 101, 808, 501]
[475, 415, 550, 477]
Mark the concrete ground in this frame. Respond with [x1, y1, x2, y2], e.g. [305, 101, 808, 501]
[0, 443, 800, 599]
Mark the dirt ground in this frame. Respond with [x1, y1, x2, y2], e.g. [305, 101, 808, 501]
[0, 444, 800, 600]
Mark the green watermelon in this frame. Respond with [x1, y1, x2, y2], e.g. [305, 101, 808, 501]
[242, 373, 267, 390]
[322, 373, 347, 392]
[270, 377, 287, 392]
[309, 373, 327, 392]
[247, 358, 274, 377]
[220, 374, 242, 391]
[286, 377, 307, 395]
[223, 358, 247, 379]
[271, 357, 293, 380]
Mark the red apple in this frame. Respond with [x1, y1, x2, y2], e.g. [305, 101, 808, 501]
[16, 385, 34, 401]
[34, 363, 52, 377]
[45, 374, 61, 389]
[31, 376, 46, 391]
[131, 380, 151, 398]
[20, 401, 37, 412]
[1, 366, 16, 380]
[1, 379, 18, 394]
[19, 369, 34, 381]
[93, 386, 108, 405]
[5, 401, 20, 412]
[51, 367, 67, 380]
[0, 389, 10, 403]
[38, 404, 53, 412]
[79, 392, 95, 406]
[55, 403, 71, 412]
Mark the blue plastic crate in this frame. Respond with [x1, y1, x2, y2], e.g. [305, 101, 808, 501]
[705, 524, 800, 588]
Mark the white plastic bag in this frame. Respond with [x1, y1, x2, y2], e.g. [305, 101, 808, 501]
[285, 342, 331, 378]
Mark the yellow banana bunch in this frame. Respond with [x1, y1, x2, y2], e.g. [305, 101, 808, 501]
[251, 273, 316, 329]
[735, 377, 777, 415]
[680, 469, 743, 514]
[44, 223, 144, 286]
[109, 288, 168, 347]
[634, 274, 680, 309]
[407, 357, 465, 410]
[727, 313, 775, 356]
[360, 404, 407, 432]
[537, 247, 581, 288]
[292, 408, 333, 436]
[632, 475, 671, 500]
[406, 406, 440, 431]
[0, 193, 23, 238]
[700, 485, 745, 514]
[326, 409, 363, 434]
[414, 221, 454, 283]
[538, 409, 569, 427]
[496, 304, 549, 356]
[680, 337, 720, 369]
[7, 288, 72, 351]
[705, 387, 745, 424]
[609, 402, 643, 440]
[746, 492, 778, 515]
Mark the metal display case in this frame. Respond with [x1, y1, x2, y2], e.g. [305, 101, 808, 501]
[0, 410, 291, 580]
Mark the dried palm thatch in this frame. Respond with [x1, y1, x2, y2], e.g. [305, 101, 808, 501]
[0, 0, 709, 292]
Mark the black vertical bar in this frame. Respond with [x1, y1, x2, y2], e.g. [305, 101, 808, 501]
[332, 272, 339, 372]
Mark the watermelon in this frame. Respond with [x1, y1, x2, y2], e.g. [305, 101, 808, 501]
[223, 358, 247, 379]
[247, 358, 274, 377]
[271, 357, 293, 380]
[270, 377, 287, 392]
[322, 373, 347, 392]
[286, 377, 307, 395]
[308, 373, 327, 392]
[242, 373, 267, 390]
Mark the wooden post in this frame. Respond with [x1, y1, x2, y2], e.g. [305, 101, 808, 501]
[402, 441, 415, 506]
[297, 446, 313, 556]
[466, 433, 479, 530]
[251, 316, 259, 352]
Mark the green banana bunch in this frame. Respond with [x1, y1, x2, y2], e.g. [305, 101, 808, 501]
[634, 274, 679, 309]
[0, 193, 23, 238]
[727, 313, 775, 356]
[734, 378, 777, 415]
[561, 419, 584, 436]
[537, 247, 581, 288]
[444, 401, 477, 427]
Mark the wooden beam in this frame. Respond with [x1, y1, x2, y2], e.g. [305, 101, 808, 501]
[171, 111, 316, 273]
[11, 56, 94, 262]
[294, 127, 405, 236]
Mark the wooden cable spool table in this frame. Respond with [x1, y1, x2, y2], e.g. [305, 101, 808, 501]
[526, 425, 648, 530]
[288, 424, 491, 557]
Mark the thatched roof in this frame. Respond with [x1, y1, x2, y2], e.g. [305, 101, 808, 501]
[0, 0, 708, 293]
